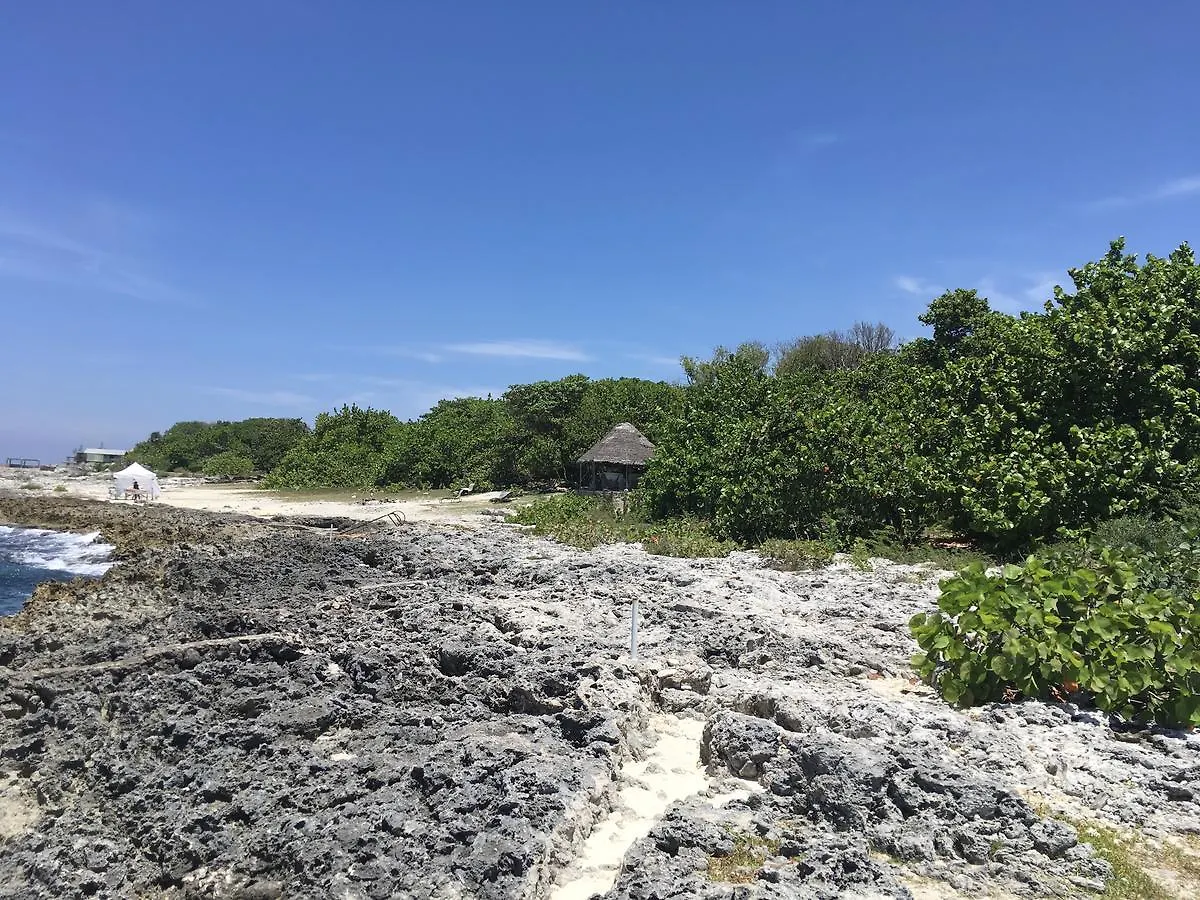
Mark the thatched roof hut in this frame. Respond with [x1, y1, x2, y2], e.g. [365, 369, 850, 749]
[576, 423, 655, 490]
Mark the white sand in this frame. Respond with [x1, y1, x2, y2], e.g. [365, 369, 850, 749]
[550, 715, 710, 900]
[0, 467, 513, 526]
[157, 484, 512, 524]
[0, 774, 39, 839]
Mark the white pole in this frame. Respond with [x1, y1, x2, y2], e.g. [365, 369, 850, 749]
[630, 596, 639, 660]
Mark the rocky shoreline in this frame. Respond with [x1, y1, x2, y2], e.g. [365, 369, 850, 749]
[1, 495, 1197, 899]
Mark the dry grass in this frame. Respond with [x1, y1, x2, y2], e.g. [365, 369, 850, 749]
[1054, 815, 1193, 900]
[706, 833, 782, 884]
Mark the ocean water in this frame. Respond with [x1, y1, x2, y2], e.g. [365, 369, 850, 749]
[0, 525, 115, 616]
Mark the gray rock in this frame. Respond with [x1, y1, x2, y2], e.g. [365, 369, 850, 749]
[701, 712, 781, 778]
[1031, 819, 1078, 857]
[1, 495, 1195, 900]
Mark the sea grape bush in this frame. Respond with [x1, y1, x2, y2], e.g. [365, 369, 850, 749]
[643, 239, 1200, 550]
[910, 537, 1200, 728]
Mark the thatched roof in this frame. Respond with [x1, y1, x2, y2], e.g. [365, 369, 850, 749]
[577, 423, 656, 466]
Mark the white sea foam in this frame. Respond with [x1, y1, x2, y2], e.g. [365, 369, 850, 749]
[0, 525, 116, 577]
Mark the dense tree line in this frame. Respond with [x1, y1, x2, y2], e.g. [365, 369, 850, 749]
[262, 376, 683, 490]
[643, 240, 1200, 550]
[132, 238, 1198, 555]
[127, 419, 310, 476]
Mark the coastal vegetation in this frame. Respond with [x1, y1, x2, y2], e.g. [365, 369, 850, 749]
[644, 240, 1200, 553]
[126, 418, 309, 475]
[262, 376, 682, 490]
[131, 239, 1200, 561]
[512, 493, 735, 558]
[912, 516, 1200, 727]
[126, 239, 1200, 726]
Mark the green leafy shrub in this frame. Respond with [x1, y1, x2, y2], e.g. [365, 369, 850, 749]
[201, 450, 256, 478]
[911, 542, 1200, 728]
[1090, 516, 1189, 555]
[643, 241, 1200, 552]
[514, 494, 632, 549]
[266, 405, 404, 490]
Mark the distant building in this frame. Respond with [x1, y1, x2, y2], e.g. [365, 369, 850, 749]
[75, 448, 127, 465]
[4, 458, 41, 469]
[576, 423, 656, 491]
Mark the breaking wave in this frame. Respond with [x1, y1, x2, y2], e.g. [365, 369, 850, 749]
[0, 525, 115, 614]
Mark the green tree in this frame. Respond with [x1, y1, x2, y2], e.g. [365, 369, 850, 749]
[917, 288, 997, 355]
[911, 241, 1200, 547]
[644, 346, 932, 543]
[265, 405, 402, 489]
[127, 418, 309, 473]
[682, 342, 770, 386]
[202, 451, 256, 478]
[773, 322, 894, 377]
[644, 241, 1200, 550]
[387, 397, 514, 487]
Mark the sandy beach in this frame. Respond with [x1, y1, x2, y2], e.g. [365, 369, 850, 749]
[0, 465, 518, 525]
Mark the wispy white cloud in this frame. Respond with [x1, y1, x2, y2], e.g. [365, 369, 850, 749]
[895, 270, 1062, 314]
[330, 345, 440, 363]
[440, 339, 591, 361]
[892, 275, 943, 297]
[0, 214, 190, 305]
[348, 378, 504, 418]
[356, 375, 501, 398]
[205, 388, 316, 407]
[626, 352, 683, 369]
[980, 273, 1071, 313]
[1023, 273, 1062, 304]
[358, 376, 416, 388]
[408, 350, 445, 363]
[349, 339, 591, 363]
[975, 277, 1021, 314]
[381, 347, 445, 363]
[1158, 175, 1200, 198]
[1087, 175, 1200, 210]
[282, 374, 504, 419]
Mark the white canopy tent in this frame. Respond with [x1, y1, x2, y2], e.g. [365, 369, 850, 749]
[113, 462, 161, 500]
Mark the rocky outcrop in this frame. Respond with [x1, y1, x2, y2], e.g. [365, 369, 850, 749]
[1, 497, 1197, 898]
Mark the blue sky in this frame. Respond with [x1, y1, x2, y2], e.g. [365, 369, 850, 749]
[3, 2, 1198, 461]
